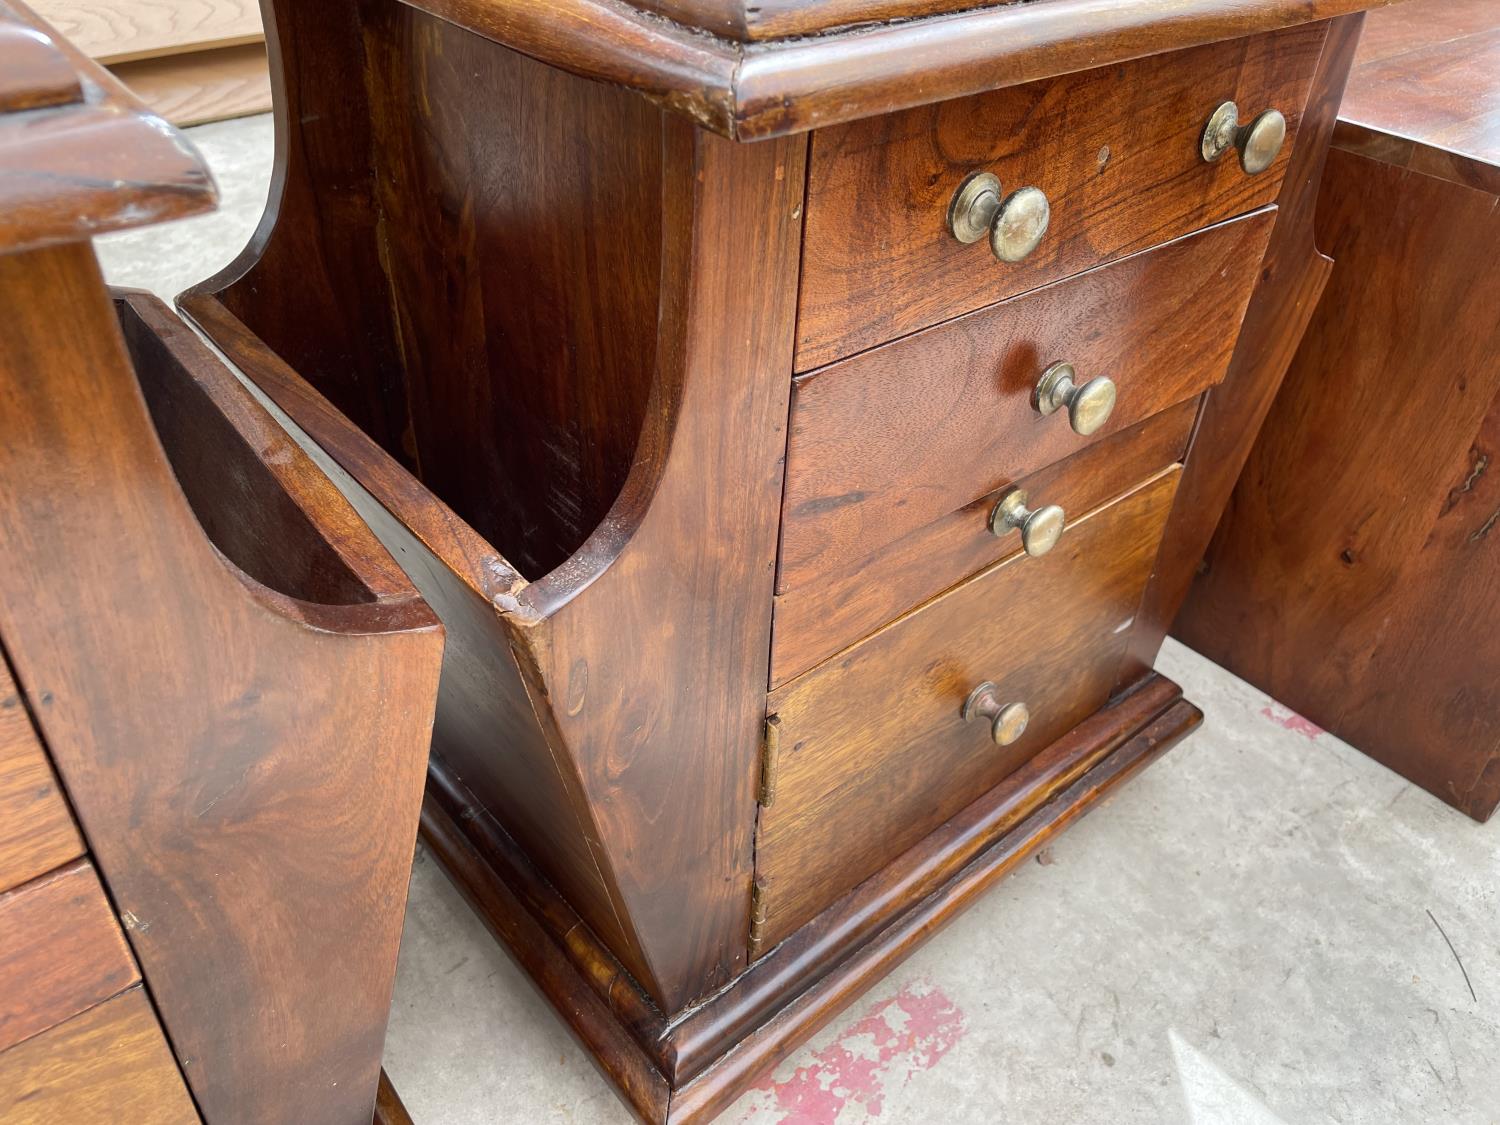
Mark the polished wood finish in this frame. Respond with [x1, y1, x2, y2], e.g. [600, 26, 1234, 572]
[0, 0, 215, 253]
[1335, 0, 1500, 194]
[0, 988, 197, 1125]
[781, 211, 1273, 600]
[400, 0, 1395, 140]
[1121, 12, 1367, 686]
[423, 675, 1199, 1121]
[0, 250, 442, 1124]
[760, 469, 1179, 946]
[0, 861, 138, 1055]
[0, 657, 83, 893]
[1175, 6, 1500, 822]
[796, 27, 1314, 366]
[187, 105, 808, 1013]
[0, 14, 443, 1122]
[182, 0, 1381, 1118]
[774, 399, 1196, 686]
[373, 1071, 416, 1125]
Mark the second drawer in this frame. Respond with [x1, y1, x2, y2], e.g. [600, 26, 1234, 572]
[778, 207, 1272, 601]
[755, 467, 1180, 949]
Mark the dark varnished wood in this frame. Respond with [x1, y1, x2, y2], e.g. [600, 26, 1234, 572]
[422, 674, 1199, 1120]
[1122, 12, 1367, 686]
[0, 0, 215, 253]
[773, 397, 1197, 687]
[187, 104, 808, 1012]
[759, 469, 1180, 947]
[0, 861, 138, 1055]
[0, 250, 442, 1125]
[1175, 151, 1500, 821]
[373, 1071, 416, 1125]
[0, 654, 83, 893]
[1334, 0, 1500, 195]
[780, 210, 1273, 597]
[796, 28, 1313, 366]
[0, 987, 197, 1125]
[399, 0, 1395, 140]
[360, 9, 666, 579]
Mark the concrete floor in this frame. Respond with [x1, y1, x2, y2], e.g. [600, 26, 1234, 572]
[99, 115, 1499, 1125]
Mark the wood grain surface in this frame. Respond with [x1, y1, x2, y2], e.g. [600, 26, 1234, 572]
[0, 987, 196, 1125]
[0, 861, 139, 1055]
[401, 0, 1394, 140]
[191, 102, 810, 1012]
[1123, 12, 1366, 686]
[772, 397, 1197, 686]
[758, 468, 1180, 946]
[423, 673, 1198, 1122]
[0, 656, 84, 893]
[780, 209, 1272, 595]
[113, 42, 270, 126]
[0, 250, 441, 1125]
[1175, 146, 1500, 821]
[27, 0, 261, 64]
[796, 25, 1315, 366]
[1334, 0, 1500, 194]
[0, 0, 217, 253]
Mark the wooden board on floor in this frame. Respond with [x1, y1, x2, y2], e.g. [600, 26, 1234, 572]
[113, 42, 269, 125]
[27, 0, 261, 65]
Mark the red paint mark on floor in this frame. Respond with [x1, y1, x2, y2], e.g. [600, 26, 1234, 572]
[1260, 704, 1324, 739]
[735, 979, 967, 1123]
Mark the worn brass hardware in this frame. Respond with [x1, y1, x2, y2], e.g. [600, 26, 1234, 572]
[963, 682, 1030, 747]
[759, 716, 781, 808]
[748, 877, 770, 957]
[948, 171, 1051, 263]
[1201, 101, 1286, 175]
[1035, 361, 1117, 436]
[989, 488, 1065, 557]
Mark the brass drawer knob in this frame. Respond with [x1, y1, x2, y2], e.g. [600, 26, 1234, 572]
[1201, 101, 1286, 175]
[990, 488, 1064, 557]
[948, 171, 1051, 263]
[1035, 361, 1117, 436]
[963, 682, 1030, 746]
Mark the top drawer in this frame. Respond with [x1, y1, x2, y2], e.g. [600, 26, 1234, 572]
[795, 20, 1328, 369]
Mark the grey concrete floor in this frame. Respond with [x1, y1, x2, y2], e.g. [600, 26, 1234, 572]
[99, 114, 1500, 1125]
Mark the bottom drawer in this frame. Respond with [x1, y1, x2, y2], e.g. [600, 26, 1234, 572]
[754, 466, 1180, 948]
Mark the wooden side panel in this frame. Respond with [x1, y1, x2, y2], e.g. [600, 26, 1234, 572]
[795, 23, 1321, 367]
[0, 988, 197, 1125]
[780, 210, 1272, 595]
[758, 468, 1180, 947]
[0, 861, 139, 1054]
[0, 247, 442, 1125]
[1123, 13, 1366, 686]
[535, 124, 808, 1009]
[1175, 150, 1500, 821]
[0, 655, 82, 892]
[772, 397, 1196, 686]
[362, 11, 664, 579]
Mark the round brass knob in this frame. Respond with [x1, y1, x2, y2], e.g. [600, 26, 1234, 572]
[963, 682, 1030, 747]
[948, 171, 1051, 263]
[1201, 101, 1287, 175]
[989, 488, 1065, 557]
[1034, 361, 1117, 436]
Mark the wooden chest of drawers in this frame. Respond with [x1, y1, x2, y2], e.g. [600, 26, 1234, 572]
[180, 0, 1392, 1119]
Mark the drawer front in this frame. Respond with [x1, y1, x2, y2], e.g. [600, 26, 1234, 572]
[780, 207, 1271, 597]
[0, 861, 140, 1054]
[756, 468, 1179, 948]
[771, 396, 1196, 687]
[0, 987, 197, 1125]
[0, 661, 84, 893]
[795, 21, 1324, 369]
